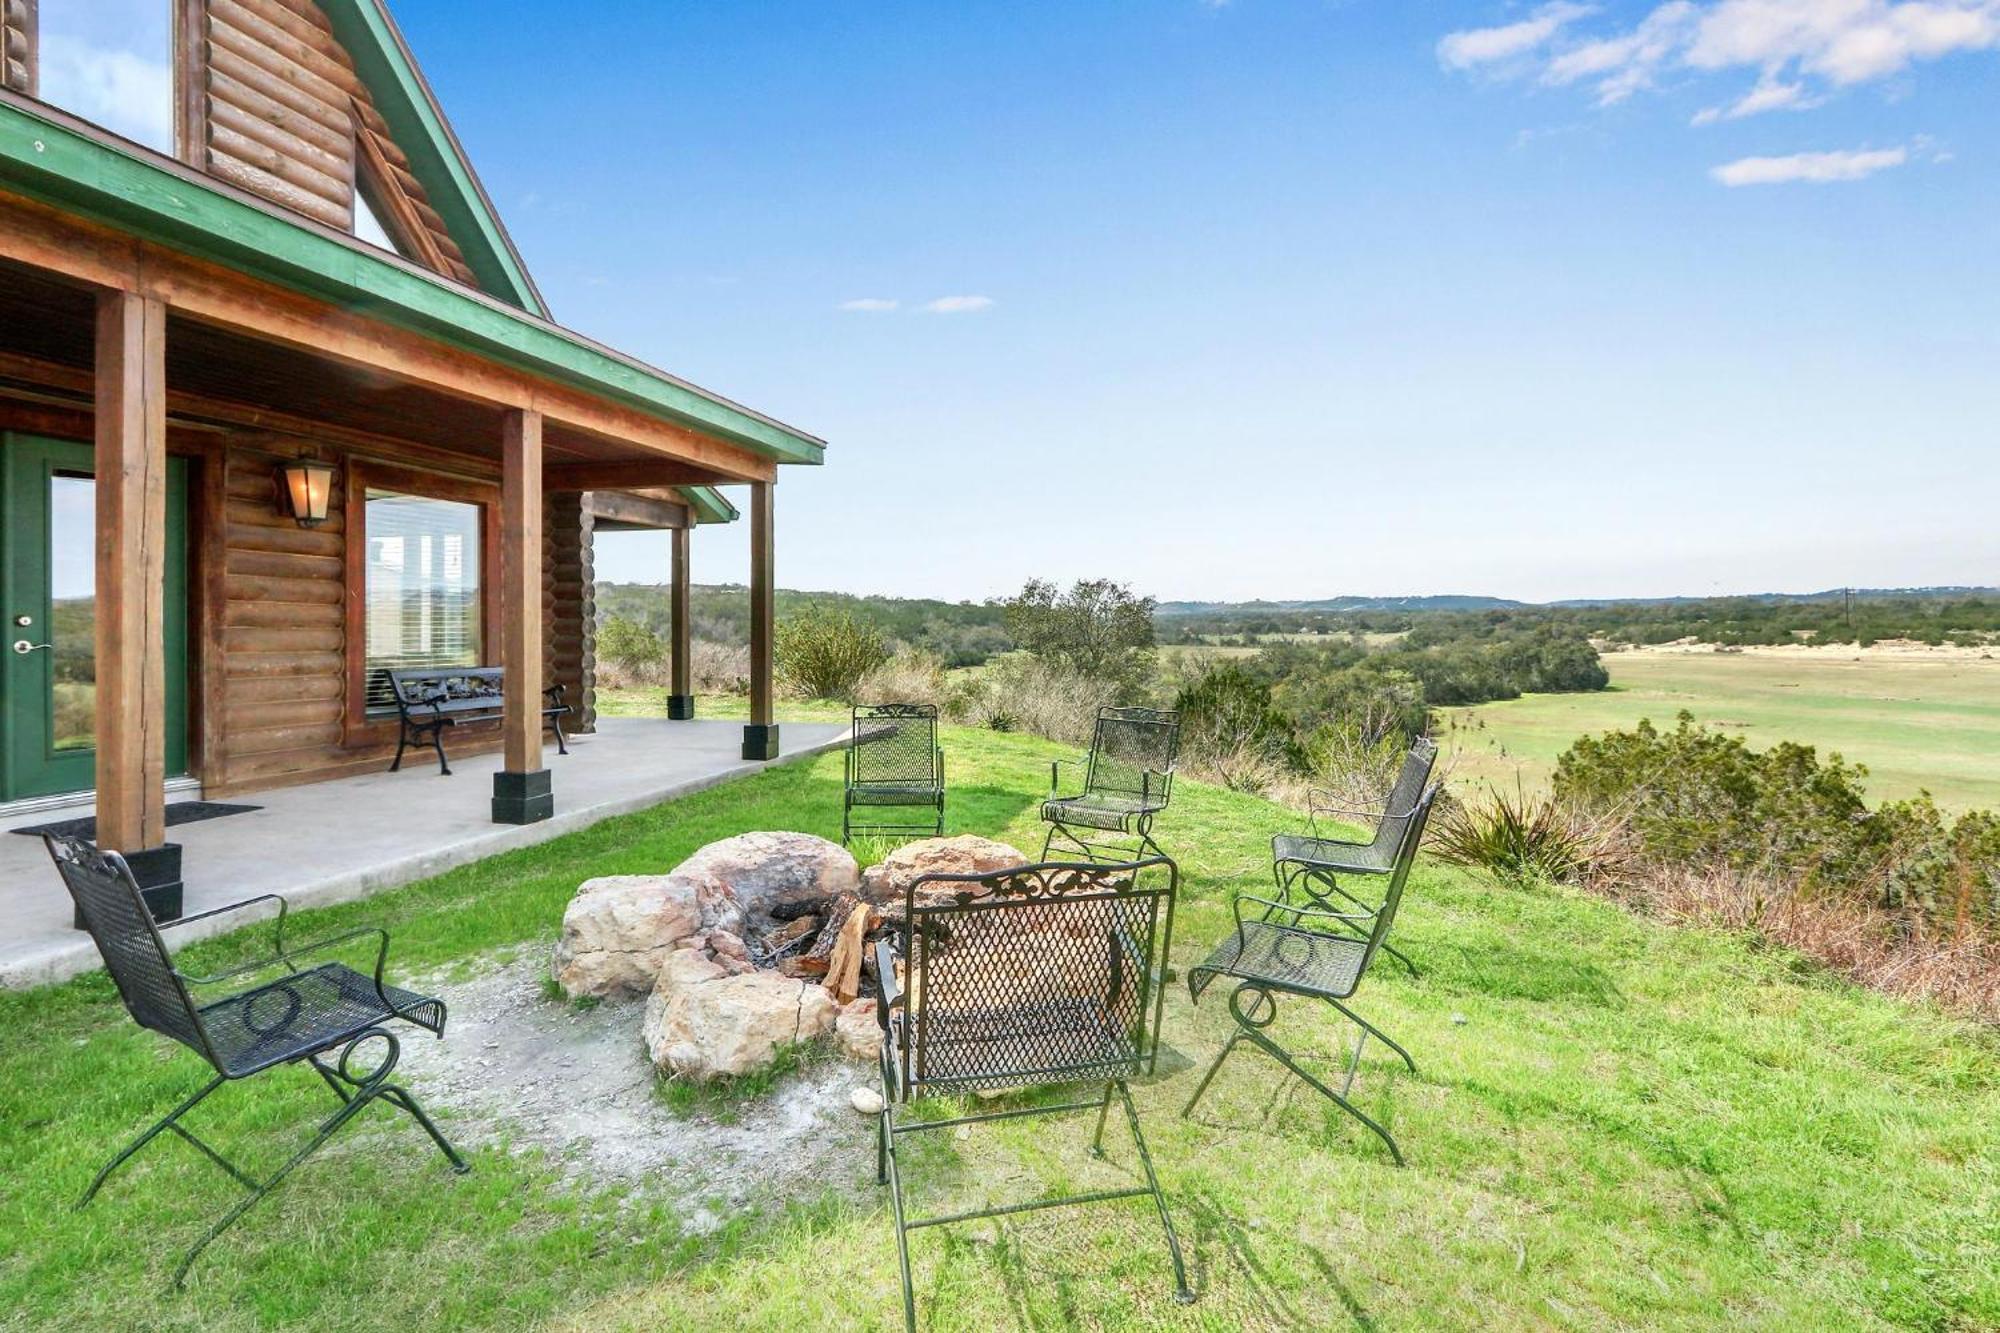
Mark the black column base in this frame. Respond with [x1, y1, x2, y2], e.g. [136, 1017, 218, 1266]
[667, 694, 696, 720]
[492, 769, 554, 824]
[75, 842, 183, 928]
[741, 723, 780, 761]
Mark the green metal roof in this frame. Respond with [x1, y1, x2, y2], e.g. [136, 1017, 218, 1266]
[0, 96, 825, 487]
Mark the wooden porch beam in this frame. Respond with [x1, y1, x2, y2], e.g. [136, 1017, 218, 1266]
[544, 459, 739, 492]
[0, 190, 780, 481]
[93, 289, 170, 853]
[582, 489, 689, 531]
[742, 481, 777, 760]
[493, 407, 551, 824]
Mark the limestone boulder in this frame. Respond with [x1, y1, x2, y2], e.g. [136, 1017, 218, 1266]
[834, 998, 883, 1063]
[552, 875, 705, 1000]
[669, 831, 859, 927]
[860, 835, 1030, 913]
[643, 970, 838, 1081]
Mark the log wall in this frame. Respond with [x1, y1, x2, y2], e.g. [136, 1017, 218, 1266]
[1, 0, 31, 95]
[545, 491, 597, 735]
[184, 0, 476, 282]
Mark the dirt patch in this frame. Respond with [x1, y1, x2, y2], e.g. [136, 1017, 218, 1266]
[396, 955, 874, 1230]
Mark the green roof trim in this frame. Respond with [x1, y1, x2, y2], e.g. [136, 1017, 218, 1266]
[317, 0, 547, 317]
[0, 97, 825, 467]
[685, 487, 738, 524]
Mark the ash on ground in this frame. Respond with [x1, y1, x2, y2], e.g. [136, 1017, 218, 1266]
[395, 954, 873, 1229]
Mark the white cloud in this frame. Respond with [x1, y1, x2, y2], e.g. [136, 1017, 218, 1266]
[1446, 0, 2000, 118]
[922, 295, 995, 314]
[1438, 3, 1596, 70]
[38, 35, 173, 151]
[1710, 144, 1908, 183]
[1691, 74, 1821, 121]
[838, 298, 899, 312]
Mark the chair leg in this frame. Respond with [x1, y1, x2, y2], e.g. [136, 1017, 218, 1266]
[1327, 997, 1417, 1074]
[1114, 1080, 1194, 1304]
[390, 729, 408, 773]
[432, 729, 452, 776]
[1189, 984, 1405, 1165]
[77, 1073, 228, 1209]
[172, 1031, 469, 1288]
[882, 1099, 917, 1333]
[1180, 1030, 1246, 1119]
[551, 716, 570, 756]
[1090, 1080, 1115, 1156]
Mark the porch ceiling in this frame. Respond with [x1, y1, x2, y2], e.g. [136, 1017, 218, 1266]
[0, 257, 743, 484]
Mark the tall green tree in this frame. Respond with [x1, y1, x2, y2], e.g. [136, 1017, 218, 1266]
[1002, 578, 1156, 687]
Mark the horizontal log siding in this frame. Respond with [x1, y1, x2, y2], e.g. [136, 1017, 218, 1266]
[188, 0, 474, 282]
[544, 491, 596, 735]
[2, 0, 31, 94]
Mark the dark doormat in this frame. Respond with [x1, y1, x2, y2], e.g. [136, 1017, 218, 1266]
[11, 801, 263, 840]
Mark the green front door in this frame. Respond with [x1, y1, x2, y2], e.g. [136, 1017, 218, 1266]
[0, 435, 189, 802]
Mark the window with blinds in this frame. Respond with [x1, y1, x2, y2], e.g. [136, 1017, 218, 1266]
[363, 491, 483, 712]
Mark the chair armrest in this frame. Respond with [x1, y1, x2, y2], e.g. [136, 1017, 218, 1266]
[1231, 892, 1372, 954]
[177, 925, 389, 1003]
[543, 682, 566, 703]
[161, 894, 289, 973]
[873, 938, 903, 1032]
[1141, 766, 1174, 806]
[936, 746, 945, 789]
[1049, 756, 1087, 798]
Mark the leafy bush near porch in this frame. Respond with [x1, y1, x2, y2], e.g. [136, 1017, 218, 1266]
[0, 718, 1994, 1330]
[774, 603, 889, 700]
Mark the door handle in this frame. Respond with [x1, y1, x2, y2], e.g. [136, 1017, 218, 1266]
[11, 640, 50, 655]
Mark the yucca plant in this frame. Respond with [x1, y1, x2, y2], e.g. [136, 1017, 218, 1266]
[1432, 781, 1613, 887]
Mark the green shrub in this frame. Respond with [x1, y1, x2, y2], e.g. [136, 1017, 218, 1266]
[1431, 785, 1609, 886]
[775, 604, 889, 701]
[598, 615, 667, 685]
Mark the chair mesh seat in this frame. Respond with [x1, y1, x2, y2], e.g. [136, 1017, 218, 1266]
[197, 963, 444, 1077]
[1271, 834, 1395, 875]
[1191, 922, 1367, 1002]
[849, 783, 943, 806]
[895, 996, 1139, 1094]
[1041, 794, 1163, 832]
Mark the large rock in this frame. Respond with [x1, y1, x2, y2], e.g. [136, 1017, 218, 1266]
[552, 876, 706, 1000]
[835, 998, 883, 1063]
[643, 970, 837, 1080]
[860, 835, 1030, 911]
[669, 831, 860, 926]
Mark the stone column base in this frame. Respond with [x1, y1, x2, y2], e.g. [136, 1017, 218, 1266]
[741, 723, 780, 761]
[492, 769, 554, 824]
[75, 842, 183, 928]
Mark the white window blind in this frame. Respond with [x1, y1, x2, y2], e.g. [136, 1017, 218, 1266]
[364, 491, 482, 711]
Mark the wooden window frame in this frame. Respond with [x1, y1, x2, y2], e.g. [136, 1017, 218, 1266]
[341, 457, 500, 745]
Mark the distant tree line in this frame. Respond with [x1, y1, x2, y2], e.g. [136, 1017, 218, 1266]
[595, 582, 1013, 668]
[1162, 591, 2000, 649]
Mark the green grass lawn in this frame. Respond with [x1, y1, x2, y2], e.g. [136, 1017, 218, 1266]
[1441, 649, 2000, 812]
[2, 718, 1995, 1329]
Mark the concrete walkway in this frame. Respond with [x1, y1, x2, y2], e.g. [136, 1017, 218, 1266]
[0, 717, 846, 989]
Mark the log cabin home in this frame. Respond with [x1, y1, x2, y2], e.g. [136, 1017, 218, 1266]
[0, 0, 820, 905]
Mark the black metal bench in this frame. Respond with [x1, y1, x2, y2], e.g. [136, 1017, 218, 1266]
[386, 667, 570, 775]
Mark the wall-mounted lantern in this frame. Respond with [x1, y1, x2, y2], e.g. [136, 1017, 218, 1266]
[274, 459, 334, 528]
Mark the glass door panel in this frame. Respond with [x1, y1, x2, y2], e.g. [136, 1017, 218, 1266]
[0, 436, 187, 802]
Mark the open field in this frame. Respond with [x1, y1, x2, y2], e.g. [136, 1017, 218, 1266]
[1441, 647, 2000, 812]
[2, 707, 1995, 1329]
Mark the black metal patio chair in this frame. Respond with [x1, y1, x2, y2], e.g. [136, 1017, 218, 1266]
[1182, 781, 1442, 1166]
[1270, 736, 1438, 976]
[1040, 706, 1181, 862]
[874, 855, 1192, 1330]
[844, 703, 945, 844]
[45, 833, 468, 1287]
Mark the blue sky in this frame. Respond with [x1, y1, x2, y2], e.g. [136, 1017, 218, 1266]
[52, 1, 2000, 602]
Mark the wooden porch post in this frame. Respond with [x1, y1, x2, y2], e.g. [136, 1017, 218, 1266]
[668, 524, 693, 719]
[92, 290, 184, 915]
[493, 408, 552, 823]
[93, 291, 169, 849]
[742, 481, 778, 760]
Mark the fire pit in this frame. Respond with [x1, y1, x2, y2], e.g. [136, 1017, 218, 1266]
[550, 832, 1029, 1082]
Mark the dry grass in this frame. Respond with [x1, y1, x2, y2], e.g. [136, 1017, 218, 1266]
[1589, 859, 2000, 1024]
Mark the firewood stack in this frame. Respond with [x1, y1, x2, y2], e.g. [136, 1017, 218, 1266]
[766, 892, 889, 1006]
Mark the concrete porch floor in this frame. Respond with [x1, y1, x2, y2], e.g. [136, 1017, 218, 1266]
[0, 717, 847, 989]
